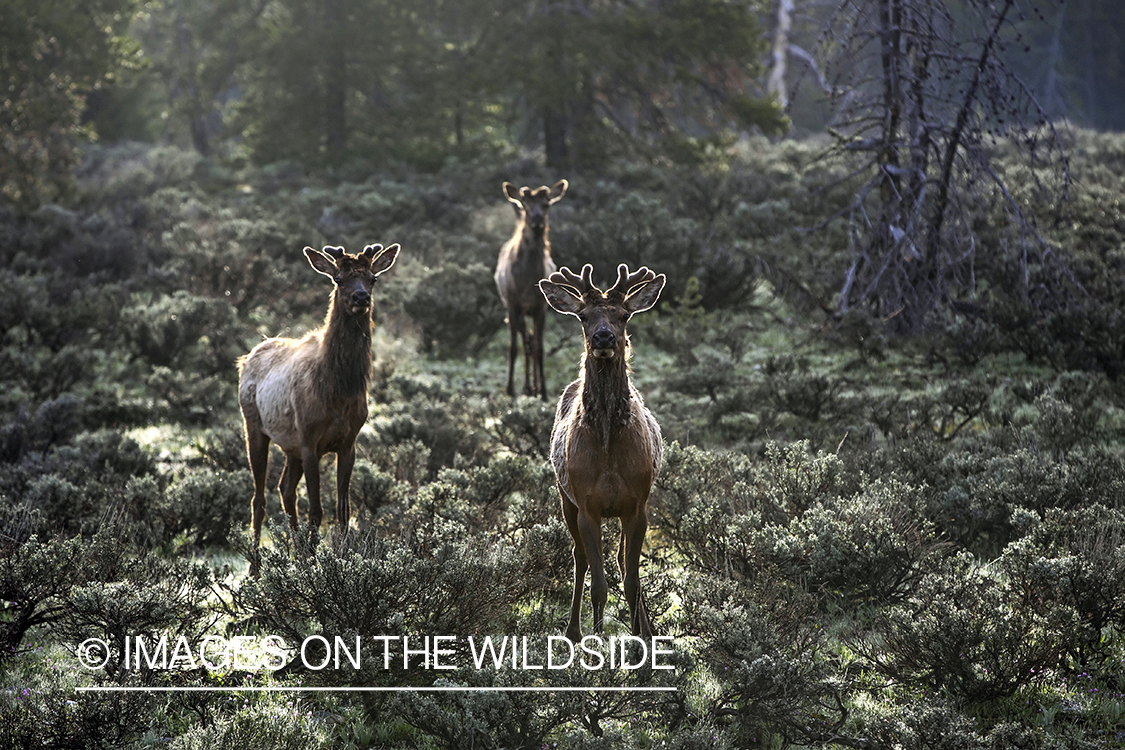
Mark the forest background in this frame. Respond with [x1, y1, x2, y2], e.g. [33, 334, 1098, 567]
[4, 0, 1125, 748]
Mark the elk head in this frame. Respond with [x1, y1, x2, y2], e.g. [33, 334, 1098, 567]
[539, 263, 665, 359]
[503, 179, 568, 235]
[305, 243, 400, 316]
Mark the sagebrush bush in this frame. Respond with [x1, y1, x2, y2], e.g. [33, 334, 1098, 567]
[3, 133, 1125, 749]
[168, 703, 331, 750]
[402, 261, 505, 357]
[241, 524, 570, 666]
[0, 659, 156, 749]
[864, 553, 1075, 703]
[998, 505, 1125, 669]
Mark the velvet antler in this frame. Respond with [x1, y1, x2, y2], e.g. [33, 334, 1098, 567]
[606, 264, 656, 299]
[549, 264, 597, 296]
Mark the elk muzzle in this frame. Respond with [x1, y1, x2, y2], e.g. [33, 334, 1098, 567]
[590, 327, 616, 357]
[528, 208, 546, 234]
[349, 289, 371, 314]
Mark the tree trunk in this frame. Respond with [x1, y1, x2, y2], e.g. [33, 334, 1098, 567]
[544, 105, 568, 168]
[1082, 0, 1098, 128]
[323, 0, 347, 163]
[768, 0, 794, 108]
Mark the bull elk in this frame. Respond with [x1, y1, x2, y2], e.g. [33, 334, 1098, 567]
[495, 179, 567, 399]
[539, 263, 665, 640]
[238, 243, 399, 575]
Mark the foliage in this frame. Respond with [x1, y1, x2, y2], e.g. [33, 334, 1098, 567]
[403, 262, 505, 357]
[0, 0, 137, 209]
[169, 703, 332, 750]
[2, 134, 1125, 748]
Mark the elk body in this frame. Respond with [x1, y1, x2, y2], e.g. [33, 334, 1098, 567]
[539, 263, 665, 640]
[238, 243, 399, 574]
[495, 179, 567, 399]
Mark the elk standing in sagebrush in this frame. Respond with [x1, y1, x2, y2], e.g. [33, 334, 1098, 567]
[495, 179, 567, 399]
[539, 263, 665, 640]
[238, 243, 399, 575]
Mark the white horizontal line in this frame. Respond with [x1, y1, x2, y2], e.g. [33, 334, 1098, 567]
[76, 686, 676, 693]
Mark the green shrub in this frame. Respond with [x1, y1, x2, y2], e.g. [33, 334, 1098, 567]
[403, 262, 505, 357]
[0, 658, 156, 749]
[166, 467, 251, 549]
[169, 703, 331, 750]
[998, 505, 1125, 669]
[863, 553, 1075, 703]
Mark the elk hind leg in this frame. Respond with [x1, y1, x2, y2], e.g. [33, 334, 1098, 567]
[302, 447, 323, 552]
[279, 454, 304, 551]
[334, 443, 356, 543]
[244, 421, 270, 576]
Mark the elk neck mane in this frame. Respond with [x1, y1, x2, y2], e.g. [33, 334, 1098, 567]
[577, 340, 634, 448]
[515, 222, 550, 265]
[316, 290, 373, 400]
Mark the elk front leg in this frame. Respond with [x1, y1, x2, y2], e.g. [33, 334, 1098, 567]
[521, 309, 538, 397]
[335, 443, 356, 541]
[562, 490, 588, 642]
[577, 511, 608, 636]
[621, 511, 653, 638]
[531, 305, 548, 400]
[506, 313, 519, 397]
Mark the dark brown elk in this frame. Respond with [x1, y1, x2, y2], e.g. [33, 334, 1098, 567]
[539, 263, 665, 640]
[495, 179, 567, 399]
[238, 243, 399, 575]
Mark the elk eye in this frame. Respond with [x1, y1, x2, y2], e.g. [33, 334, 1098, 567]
[578, 313, 588, 323]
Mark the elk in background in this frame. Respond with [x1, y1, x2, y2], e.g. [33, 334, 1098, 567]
[238, 243, 399, 575]
[539, 263, 665, 640]
[495, 179, 567, 399]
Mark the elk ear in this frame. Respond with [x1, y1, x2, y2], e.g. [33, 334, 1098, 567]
[548, 179, 568, 205]
[623, 274, 665, 314]
[539, 279, 584, 316]
[503, 182, 522, 208]
[305, 246, 338, 278]
[369, 243, 400, 276]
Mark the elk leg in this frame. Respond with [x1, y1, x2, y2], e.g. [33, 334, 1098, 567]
[617, 527, 626, 583]
[531, 305, 548, 400]
[578, 511, 608, 635]
[244, 425, 270, 577]
[335, 443, 355, 541]
[279, 454, 304, 540]
[517, 312, 534, 396]
[562, 489, 587, 641]
[622, 512, 653, 638]
[245, 428, 270, 544]
[506, 313, 519, 397]
[302, 448, 322, 551]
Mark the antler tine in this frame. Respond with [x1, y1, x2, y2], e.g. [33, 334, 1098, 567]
[548, 264, 596, 295]
[322, 245, 346, 260]
[608, 263, 655, 297]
